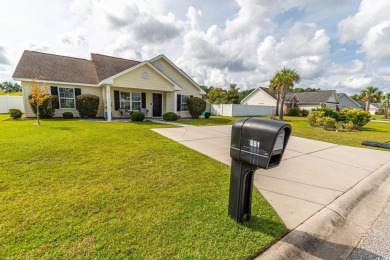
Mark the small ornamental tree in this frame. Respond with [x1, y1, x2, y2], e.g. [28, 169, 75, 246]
[28, 77, 48, 126]
[187, 97, 206, 119]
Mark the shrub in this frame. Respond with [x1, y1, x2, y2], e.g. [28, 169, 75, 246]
[28, 94, 58, 119]
[163, 112, 178, 121]
[339, 108, 371, 130]
[76, 94, 99, 118]
[205, 112, 211, 119]
[308, 111, 324, 126]
[187, 97, 206, 119]
[300, 109, 309, 117]
[317, 117, 336, 130]
[311, 107, 340, 121]
[62, 112, 73, 119]
[130, 111, 145, 122]
[287, 108, 300, 116]
[342, 121, 355, 131]
[9, 109, 22, 119]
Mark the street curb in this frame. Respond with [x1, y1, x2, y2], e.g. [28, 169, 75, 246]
[256, 160, 390, 260]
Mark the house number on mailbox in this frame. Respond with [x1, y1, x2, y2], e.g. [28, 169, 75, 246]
[249, 139, 260, 148]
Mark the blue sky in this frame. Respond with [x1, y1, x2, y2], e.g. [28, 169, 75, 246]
[0, 0, 389, 95]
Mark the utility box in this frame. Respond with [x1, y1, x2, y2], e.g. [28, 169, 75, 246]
[228, 118, 291, 223]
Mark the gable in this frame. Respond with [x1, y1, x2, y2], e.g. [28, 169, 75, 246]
[241, 88, 276, 105]
[150, 56, 204, 95]
[113, 63, 175, 92]
[327, 92, 338, 103]
[338, 94, 360, 108]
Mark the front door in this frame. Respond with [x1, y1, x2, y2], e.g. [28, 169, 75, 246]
[152, 93, 162, 117]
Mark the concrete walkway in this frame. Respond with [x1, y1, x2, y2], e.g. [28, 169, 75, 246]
[152, 125, 390, 230]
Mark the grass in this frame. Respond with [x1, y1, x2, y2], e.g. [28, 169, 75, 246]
[179, 116, 390, 150]
[0, 114, 286, 259]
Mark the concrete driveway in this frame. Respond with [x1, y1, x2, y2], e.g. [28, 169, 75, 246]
[153, 125, 390, 230]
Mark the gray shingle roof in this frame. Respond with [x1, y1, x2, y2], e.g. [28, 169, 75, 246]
[12, 50, 141, 85]
[290, 90, 336, 103]
[91, 53, 140, 82]
[259, 87, 277, 99]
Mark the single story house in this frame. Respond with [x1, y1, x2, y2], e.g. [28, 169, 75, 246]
[368, 103, 384, 115]
[337, 93, 362, 110]
[241, 87, 339, 113]
[12, 50, 205, 121]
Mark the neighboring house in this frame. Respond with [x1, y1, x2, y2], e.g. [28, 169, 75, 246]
[368, 103, 384, 115]
[337, 93, 362, 110]
[12, 50, 205, 120]
[355, 100, 366, 110]
[241, 87, 339, 113]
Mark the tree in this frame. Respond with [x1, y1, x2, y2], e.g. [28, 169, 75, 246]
[359, 86, 382, 111]
[29, 77, 48, 126]
[0, 81, 22, 93]
[271, 68, 301, 120]
[207, 87, 227, 104]
[383, 92, 390, 119]
[269, 78, 281, 116]
[226, 84, 240, 104]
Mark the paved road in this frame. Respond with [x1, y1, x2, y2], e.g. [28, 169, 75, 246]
[348, 201, 390, 260]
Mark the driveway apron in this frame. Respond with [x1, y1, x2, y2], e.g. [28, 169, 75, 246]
[152, 125, 390, 230]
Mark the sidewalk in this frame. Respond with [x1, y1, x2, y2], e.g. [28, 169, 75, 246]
[153, 124, 390, 258]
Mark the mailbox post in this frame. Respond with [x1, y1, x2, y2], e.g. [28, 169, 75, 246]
[228, 118, 291, 223]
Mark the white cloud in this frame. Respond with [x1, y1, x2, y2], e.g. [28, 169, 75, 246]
[59, 27, 88, 46]
[338, 0, 390, 60]
[256, 23, 330, 80]
[187, 6, 202, 30]
[330, 59, 365, 75]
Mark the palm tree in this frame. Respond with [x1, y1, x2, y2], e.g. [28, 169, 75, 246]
[359, 86, 382, 112]
[271, 68, 301, 120]
[383, 92, 390, 119]
[269, 79, 281, 116]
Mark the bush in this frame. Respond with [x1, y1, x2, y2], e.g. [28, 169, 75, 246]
[308, 111, 324, 126]
[62, 112, 73, 119]
[342, 121, 355, 131]
[339, 108, 371, 130]
[9, 109, 22, 119]
[130, 111, 145, 122]
[187, 97, 206, 119]
[205, 112, 211, 119]
[311, 107, 340, 121]
[287, 108, 300, 116]
[300, 109, 309, 117]
[76, 94, 99, 118]
[163, 112, 178, 121]
[317, 117, 336, 130]
[28, 94, 58, 119]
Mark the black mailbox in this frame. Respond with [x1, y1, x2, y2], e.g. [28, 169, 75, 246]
[228, 118, 291, 223]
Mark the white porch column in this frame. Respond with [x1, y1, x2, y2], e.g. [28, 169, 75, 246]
[173, 91, 177, 113]
[106, 85, 112, 121]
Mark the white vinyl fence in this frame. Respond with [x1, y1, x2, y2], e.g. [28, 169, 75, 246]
[211, 104, 276, 117]
[0, 95, 25, 113]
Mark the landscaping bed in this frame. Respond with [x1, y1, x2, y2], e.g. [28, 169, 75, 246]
[0, 114, 286, 259]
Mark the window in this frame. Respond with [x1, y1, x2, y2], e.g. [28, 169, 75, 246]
[59, 87, 75, 108]
[181, 95, 190, 111]
[120, 92, 131, 110]
[120, 91, 141, 111]
[132, 92, 141, 111]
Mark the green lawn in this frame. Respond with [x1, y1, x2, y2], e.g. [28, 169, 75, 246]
[179, 116, 390, 150]
[0, 114, 286, 259]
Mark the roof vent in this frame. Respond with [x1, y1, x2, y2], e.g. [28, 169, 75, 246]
[141, 71, 150, 79]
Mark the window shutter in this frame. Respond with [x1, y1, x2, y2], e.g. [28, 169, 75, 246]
[114, 91, 120, 110]
[50, 86, 59, 109]
[141, 92, 146, 109]
[177, 94, 181, 112]
[75, 88, 81, 96]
